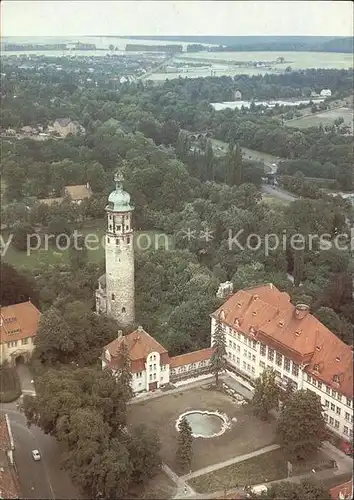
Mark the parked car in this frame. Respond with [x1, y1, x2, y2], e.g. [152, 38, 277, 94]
[31, 449, 41, 461]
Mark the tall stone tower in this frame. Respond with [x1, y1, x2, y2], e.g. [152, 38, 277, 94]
[96, 172, 135, 328]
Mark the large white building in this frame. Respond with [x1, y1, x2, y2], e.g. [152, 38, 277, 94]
[211, 283, 353, 441]
[96, 172, 135, 328]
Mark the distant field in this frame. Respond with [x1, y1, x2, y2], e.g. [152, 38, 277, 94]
[1, 222, 174, 271]
[175, 51, 353, 69]
[286, 107, 353, 130]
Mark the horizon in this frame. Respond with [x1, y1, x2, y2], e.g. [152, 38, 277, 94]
[2, 1, 353, 37]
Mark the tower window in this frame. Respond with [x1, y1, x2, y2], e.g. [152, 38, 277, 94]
[117, 225, 121, 231]
[126, 225, 129, 230]
[107, 237, 110, 243]
[109, 224, 112, 230]
[116, 239, 119, 245]
[122, 307, 126, 313]
[111, 294, 115, 300]
[127, 237, 131, 244]
[109, 214, 112, 220]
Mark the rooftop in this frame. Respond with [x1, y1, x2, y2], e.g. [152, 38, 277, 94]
[104, 327, 169, 372]
[0, 301, 40, 344]
[170, 348, 213, 368]
[330, 479, 353, 499]
[213, 284, 353, 398]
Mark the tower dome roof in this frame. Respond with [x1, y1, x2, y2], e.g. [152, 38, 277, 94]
[107, 172, 133, 212]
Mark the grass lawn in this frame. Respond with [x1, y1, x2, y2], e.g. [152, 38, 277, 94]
[128, 470, 176, 499]
[261, 193, 290, 208]
[127, 385, 277, 472]
[188, 448, 334, 493]
[1, 220, 174, 271]
[285, 107, 353, 130]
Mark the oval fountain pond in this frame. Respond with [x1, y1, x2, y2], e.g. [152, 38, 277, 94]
[176, 411, 230, 438]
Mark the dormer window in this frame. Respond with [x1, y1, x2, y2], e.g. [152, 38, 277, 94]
[316, 346, 322, 351]
[295, 330, 301, 336]
[335, 357, 340, 362]
[279, 321, 285, 327]
[313, 364, 320, 372]
[333, 374, 340, 384]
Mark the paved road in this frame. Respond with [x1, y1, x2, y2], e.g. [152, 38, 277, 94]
[261, 184, 298, 202]
[1, 365, 81, 499]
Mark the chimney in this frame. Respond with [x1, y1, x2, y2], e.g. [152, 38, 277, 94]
[117, 330, 123, 339]
[294, 304, 310, 320]
[253, 294, 259, 301]
[137, 325, 143, 332]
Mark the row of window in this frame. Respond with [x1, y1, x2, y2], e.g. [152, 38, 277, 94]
[107, 236, 131, 245]
[324, 414, 353, 437]
[108, 221, 130, 232]
[227, 340, 256, 362]
[307, 374, 351, 407]
[324, 400, 353, 421]
[227, 329, 257, 350]
[7, 338, 30, 348]
[259, 344, 299, 376]
[227, 352, 256, 375]
[171, 360, 208, 374]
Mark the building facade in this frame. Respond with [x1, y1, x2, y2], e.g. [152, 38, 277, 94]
[96, 173, 135, 328]
[101, 328, 213, 394]
[211, 284, 353, 441]
[0, 302, 40, 365]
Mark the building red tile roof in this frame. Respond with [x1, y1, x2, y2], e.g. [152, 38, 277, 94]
[104, 327, 169, 373]
[330, 479, 353, 499]
[170, 348, 213, 368]
[213, 284, 353, 398]
[0, 302, 40, 344]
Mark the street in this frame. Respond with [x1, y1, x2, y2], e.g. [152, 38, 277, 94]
[2, 364, 81, 499]
[261, 183, 298, 202]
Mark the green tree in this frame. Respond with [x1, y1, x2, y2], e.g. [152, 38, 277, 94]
[281, 378, 295, 406]
[277, 390, 328, 460]
[12, 222, 36, 252]
[69, 233, 88, 270]
[210, 316, 227, 387]
[127, 424, 162, 483]
[34, 307, 75, 364]
[175, 416, 193, 473]
[251, 368, 279, 420]
[115, 339, 133, 401]
[0, 263, 39, 307]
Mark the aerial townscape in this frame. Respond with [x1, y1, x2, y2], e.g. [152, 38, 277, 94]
[0, 2, 353, 500]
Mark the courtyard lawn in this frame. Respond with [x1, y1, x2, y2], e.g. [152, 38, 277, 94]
[188, 448, 334, 493]
[1, 220, 174, 271]
[127, 385, 277, 472]
[285, 107, 353, 131]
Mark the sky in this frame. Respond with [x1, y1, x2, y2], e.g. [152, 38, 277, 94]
[1, 1, 353, 38]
